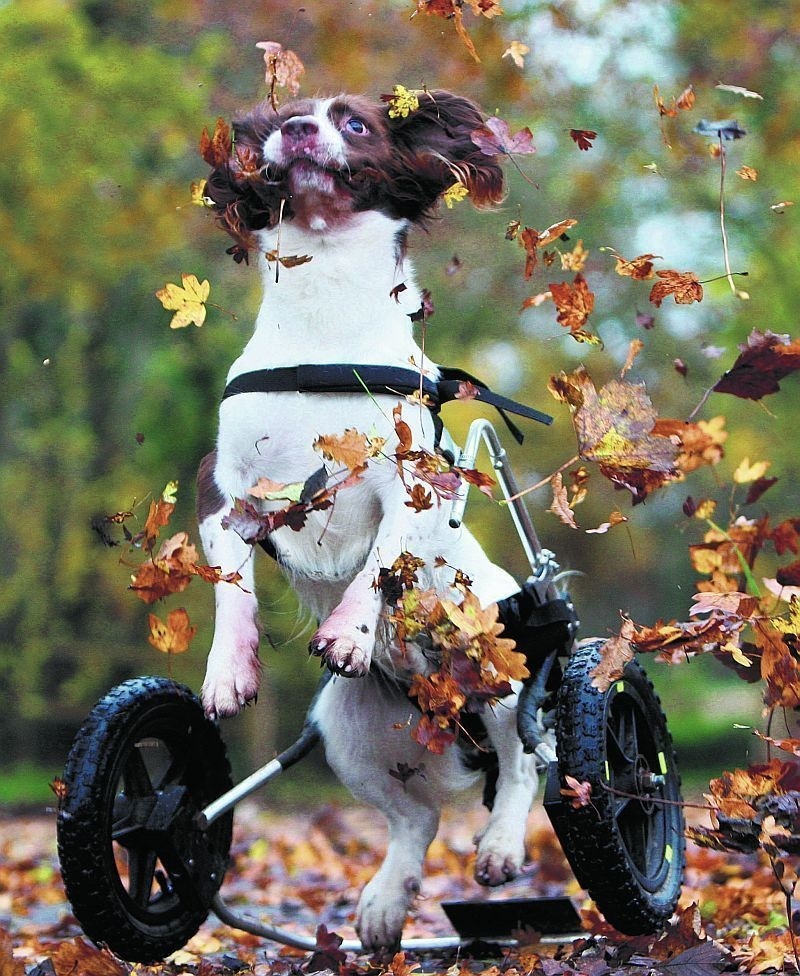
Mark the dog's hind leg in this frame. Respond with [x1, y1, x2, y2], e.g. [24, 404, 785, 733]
[472, 693, 540, 886]
[312, 675, 466, 950]
[197, 451, 261, 718]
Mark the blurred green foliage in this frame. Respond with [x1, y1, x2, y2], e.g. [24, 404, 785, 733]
[1, 0, 798, 801]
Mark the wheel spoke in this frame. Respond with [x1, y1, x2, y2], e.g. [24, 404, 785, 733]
[123, 744, 154, 796]
[126, 847, 158, 907]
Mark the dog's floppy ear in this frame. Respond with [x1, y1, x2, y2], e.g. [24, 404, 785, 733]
[203, 102, 285, 255]
[385, 90, 505, 215]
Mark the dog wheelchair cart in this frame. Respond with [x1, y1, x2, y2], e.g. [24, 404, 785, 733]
[57, 418, 685, 963]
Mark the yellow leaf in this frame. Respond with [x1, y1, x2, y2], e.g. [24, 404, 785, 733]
[385, 84, 420, 119]
[155, 274, 210, 329]
[148, 608, 196, 654]
[502, 40, 529, 68]
[736, 165, 758, 182]
[733, 457, 770, 484]
[443, 182, 470, 208]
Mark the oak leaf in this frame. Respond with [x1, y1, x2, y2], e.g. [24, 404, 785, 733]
[548, 472, 578, 529]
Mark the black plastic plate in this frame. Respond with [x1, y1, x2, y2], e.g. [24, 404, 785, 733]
[441, 896, 581, 938]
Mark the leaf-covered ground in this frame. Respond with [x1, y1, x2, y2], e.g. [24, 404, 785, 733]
[1, 800, 796, 975]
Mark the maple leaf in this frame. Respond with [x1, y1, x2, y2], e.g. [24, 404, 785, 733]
[712, 329, 800, 401]
[256, 41, 305, 99]
[737, 165, 758, 181]
[590, 634, 634, 690]
[155, 273, 210, 329]
[649, 269, 703, 307]
[733, 457, 771, 484]
[147, 608, 196, 655]
[548, 273, 597, 342]
[754, 618, 800, 710]
[569, 128, 597, 150]
[502, 40, 529, 68]
[413, 713, 457, 754]
[612, 251, 661, 280]
[199, 117, 232, 166]
[471, 116, 536, 156]
[314, 428, 377, 471]
[770, 518, 800, 556]
[51, 938, 127, 976]
[405, 483, 434, 511]
[304, 924, 346, 973]
[561, 774, 593, 809]
[560, 239, 588, 271]
[142, 480, 178, 549]
[554, 367, 680, 501]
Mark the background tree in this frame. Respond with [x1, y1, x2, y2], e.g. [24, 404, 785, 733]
[1, 0, 797, 799]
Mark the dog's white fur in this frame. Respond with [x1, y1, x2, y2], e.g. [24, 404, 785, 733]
[198, 95, 542, 950]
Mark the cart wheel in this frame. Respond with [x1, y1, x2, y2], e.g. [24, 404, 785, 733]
[552, 639, 685, 934]
[57, 676, 234, 963]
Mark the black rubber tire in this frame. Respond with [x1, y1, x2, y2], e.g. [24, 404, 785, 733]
[555, 639, 685, 934]
[57, 676, 234, 962]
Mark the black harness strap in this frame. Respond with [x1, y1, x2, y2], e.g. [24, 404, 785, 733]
[222, 363, 553, 445]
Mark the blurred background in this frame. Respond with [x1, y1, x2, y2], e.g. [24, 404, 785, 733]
[1, 0, 798, 807]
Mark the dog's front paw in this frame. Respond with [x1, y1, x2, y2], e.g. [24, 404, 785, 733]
[309, 609, 374, 676]
[201, 641, 261, 719]
[356, 873, 419, 951]
[474, 820, 525, 886]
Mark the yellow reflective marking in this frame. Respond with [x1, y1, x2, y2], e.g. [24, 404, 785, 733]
[658, 751, 668, 774]
[604, 761, 610, 781]
[616, 681, 625, 693]
[665, 844, 673, 863]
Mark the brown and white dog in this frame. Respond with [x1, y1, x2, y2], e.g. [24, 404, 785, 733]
[197, 91, 544, 950]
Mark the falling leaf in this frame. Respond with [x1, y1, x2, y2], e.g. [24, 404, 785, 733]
[265, 250, 313, 269]
[155, 274, 210, 329]
[147, 608, 197, 654]
[560, 239, 588, 271]
[561, 775, 593, 808]
[621, 338, 645, 377]
[537, 217, 578, 248]
[715, 83, 764, 100]
[443, 182, 470, 208]
[586, 511, 628, 535]
[654, 83, 695, 117]
[733, 458, 771, 484]
[548, 472, 578, 529]
[649, 269, 703, 307]
[713, 329, 800, 401]
[770, 200, 795, 213]
[569, 128, 597, 150]
[612, 251, 661, 280]
[737, 165, 758, 181]
[381, 84, 421, 119]
[502, 40, 529, 68]
[190, 178, 211, 206]
[314, 428, 379, 471]
[548, 273, 598, 343]
[471, 116, 536, 156]
[199, 117, 232, 166]
[256, 41, 305, 98]
[674, 358, 688, 377]
[636, 310, 656, 329]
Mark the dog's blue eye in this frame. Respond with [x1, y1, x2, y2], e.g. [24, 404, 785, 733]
[345, 118, 368, 135]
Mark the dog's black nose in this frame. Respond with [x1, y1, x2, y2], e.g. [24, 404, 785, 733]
[281, 115, 319, 142]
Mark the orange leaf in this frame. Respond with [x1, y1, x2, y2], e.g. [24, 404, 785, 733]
[199, 117, 232, 167]
[548, 273, 597, 342]
[147, 608, 197, 655]
[649, 270, 703, 307]
[613, 252, 661, 280]
[314, 428, 375, 471]
[548, 472, 578, 529]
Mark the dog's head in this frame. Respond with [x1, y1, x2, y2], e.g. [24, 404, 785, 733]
[204, 90, 505, 253]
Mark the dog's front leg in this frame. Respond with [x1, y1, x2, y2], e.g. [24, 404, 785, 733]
[197, 452, 261, 719]
[308, 478, 435, 676]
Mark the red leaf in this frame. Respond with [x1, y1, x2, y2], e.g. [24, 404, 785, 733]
[569, 128, 597, 150]
[713, 329, 800, 401]
[471, 116, 536, 156]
